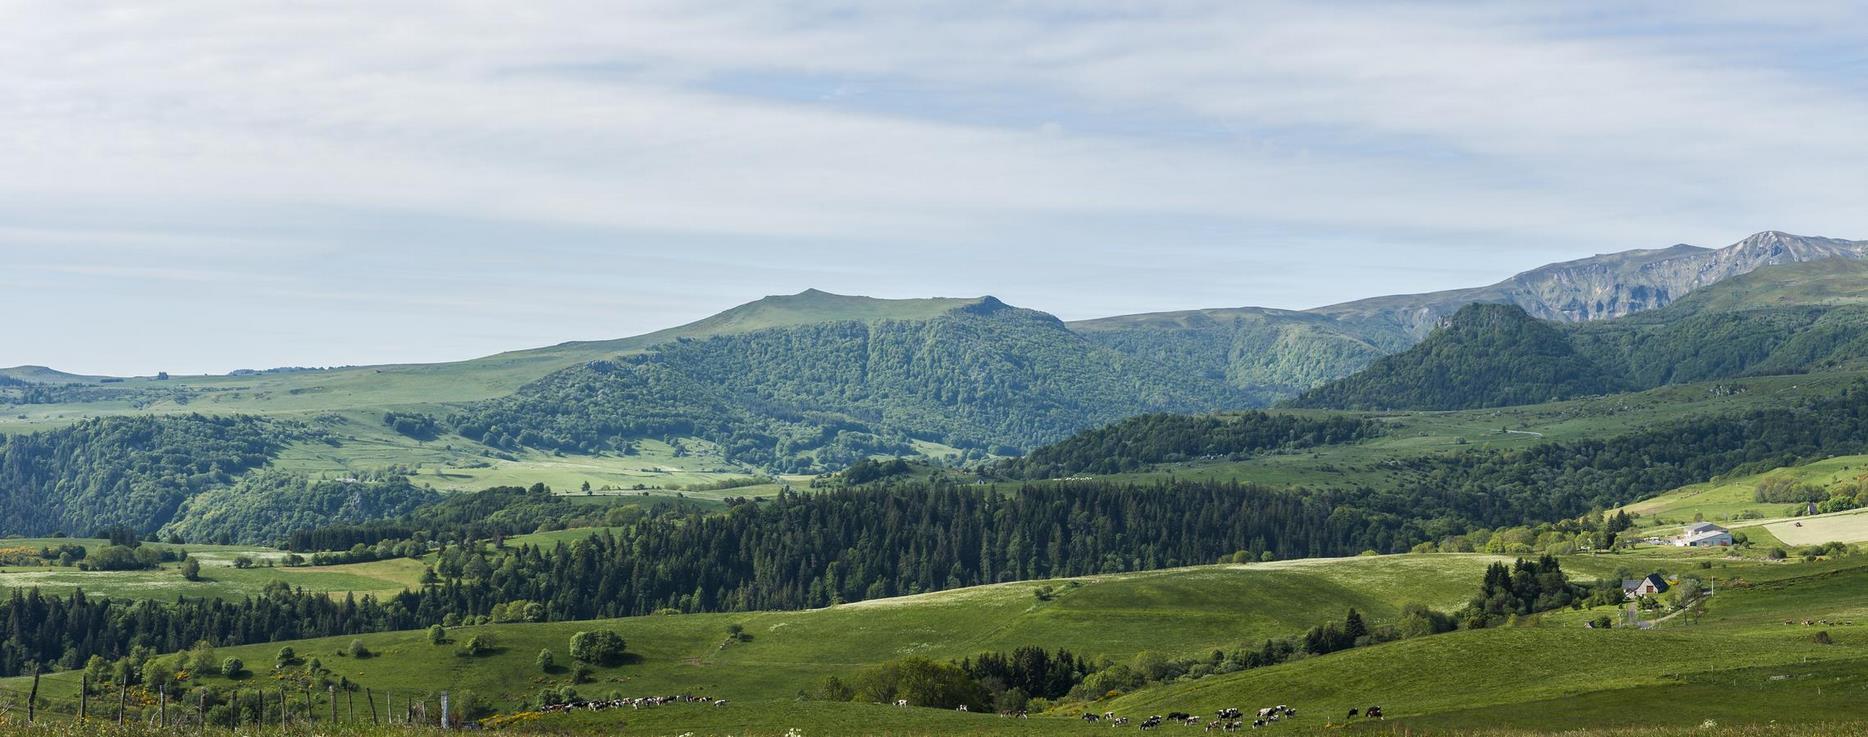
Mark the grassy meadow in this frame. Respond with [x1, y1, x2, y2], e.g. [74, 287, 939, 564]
[4, 548, 1861, 736]
[0, 537, 425, 601]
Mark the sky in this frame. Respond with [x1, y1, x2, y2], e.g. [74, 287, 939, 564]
[4, 2, 1867, 376]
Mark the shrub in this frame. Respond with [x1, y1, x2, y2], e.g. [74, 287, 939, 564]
[220, 658, 244, 678]
[457, 634, 496, 657]
[536, 648, 555, 672]
[428, 624, 447, 645]
[569, 630, 627, 664]
[347, 639, 371, 659]
[180, 558, 202, 581]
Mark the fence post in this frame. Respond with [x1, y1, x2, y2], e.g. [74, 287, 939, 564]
[330, 685, 337, 723]
[26, 665, 37, 723]
[160, 685, 168, 727]
[367, 687, 379, 725]
[347, 686, 354, 722]
[200, 689, 208, 732]
[441, 690, 450, 729]
[116, 673, 126, 726]
[79, 673, 88, 722]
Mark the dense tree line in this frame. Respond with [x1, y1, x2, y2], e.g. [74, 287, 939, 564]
[0, 415, 287, 536]
[1385, 381, 1868, 527]
[384, 482, 1417, 622]
[446, 302, 1260, 471]
[159, 470, 438, 546]
[0, 585, 408, 678]
[994, 411, 1383, 478]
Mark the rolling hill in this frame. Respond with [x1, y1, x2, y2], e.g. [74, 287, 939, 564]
[1285, 303, 1626, 411]
[7, 549, 1861, 736]
[1294, 260, 1868, 411]
[446, 296, 1261, 469]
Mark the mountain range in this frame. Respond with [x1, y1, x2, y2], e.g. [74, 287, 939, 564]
[4, 230, 1866, 469]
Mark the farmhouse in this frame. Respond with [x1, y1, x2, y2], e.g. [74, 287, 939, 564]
[1676, 522, 1732, 547]
[1622, 574, 1669, 598]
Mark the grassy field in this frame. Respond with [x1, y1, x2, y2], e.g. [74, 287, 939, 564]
[1104, 555, 1868, 733]
[7, 549, 1858, 736]
[0, 537, 426, 600]
[1619, 455, 1868, 528]
[0, 554, 1507, 717]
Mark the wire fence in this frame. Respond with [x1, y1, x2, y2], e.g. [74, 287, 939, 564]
[0, 672, 468, 731]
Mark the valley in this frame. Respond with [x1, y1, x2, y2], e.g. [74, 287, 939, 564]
[5, 235, 1868, 737]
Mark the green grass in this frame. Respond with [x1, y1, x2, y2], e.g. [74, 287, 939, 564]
[1620, 455, 1868, 529]
[3, 553, 1865, 735]
[0, 554, 1504, 714]
[1105, 556, 1868, 733]
[0, 538, 427, 600]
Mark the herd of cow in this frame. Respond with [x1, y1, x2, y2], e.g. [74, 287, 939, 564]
[1060, 703, 1383, 730]
[537, 694, 728, 715]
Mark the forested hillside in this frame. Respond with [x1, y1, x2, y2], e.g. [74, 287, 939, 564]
[160, 470, 438, 545]
[449, 298, 1258, 470]
[1288, 303, 1625, 410]
[0, 415, 286, 535]
[1069, 307, 1410, 398]
[1294, 262, 1868, 411]
[0, 415, 442, 542]
[995, 411, 1383, 478]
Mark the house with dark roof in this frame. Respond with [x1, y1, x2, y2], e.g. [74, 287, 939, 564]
[1622, 574, 1670, 599]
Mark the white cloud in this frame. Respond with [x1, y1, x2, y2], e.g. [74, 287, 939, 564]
[1, 1, 1865, 373]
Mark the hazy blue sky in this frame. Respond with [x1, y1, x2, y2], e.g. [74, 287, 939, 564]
[5, 2, 1867, 375]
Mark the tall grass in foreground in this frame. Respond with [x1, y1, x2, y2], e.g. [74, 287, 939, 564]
[0, 719, 1863, 737]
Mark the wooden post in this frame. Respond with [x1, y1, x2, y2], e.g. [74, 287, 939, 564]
[79, 673, 88, 722]
[367, 688, 379, 725]
[441, 690, 450, 729]
[330, 685, 337, 723]
[280, 687, 288, 727]
[305, 686, 314, 722]
[116, 674, 126, 726]
[26, 665, 37, 723]
[160, 685, 168, 727]
[347, 686, 355, 722]
[200, 690, 208, 732]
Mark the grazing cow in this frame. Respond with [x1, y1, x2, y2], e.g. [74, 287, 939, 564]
[957, 705, 968, 713]
[1084, 713, 1101, 723]
[895, 699, 910, 708]
[1140, 715, 1164, 731]
[1217, 708, 1242, 720]
[1168, 711, 1191, 721]
[1113, 717, 1131, 726]
[1365, 706, 1384, 720]
[1346, 707, 1359, 720]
